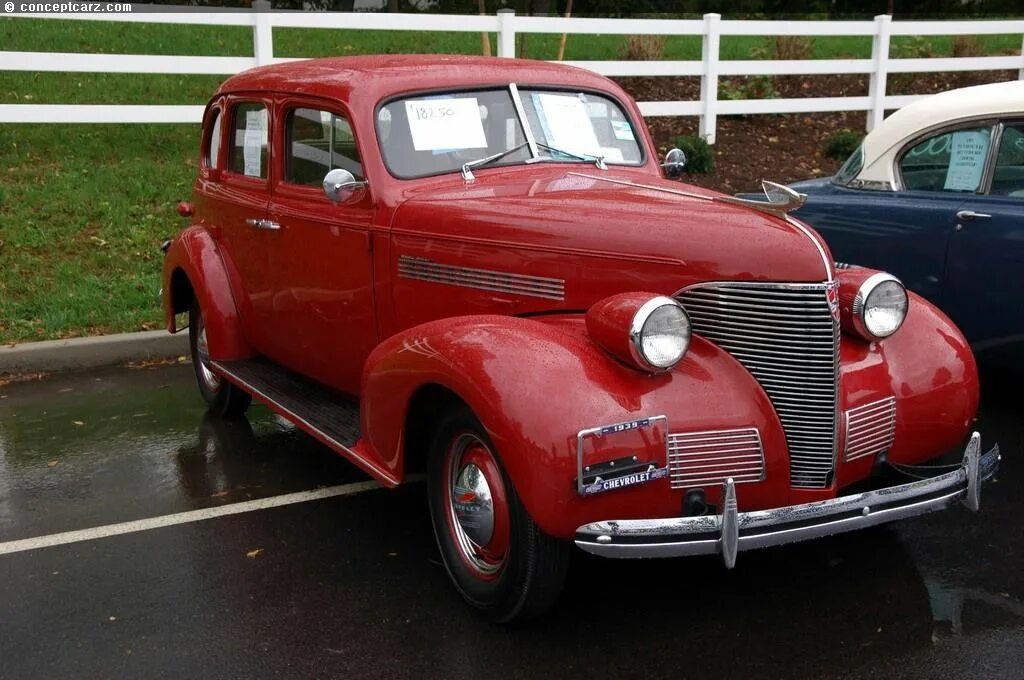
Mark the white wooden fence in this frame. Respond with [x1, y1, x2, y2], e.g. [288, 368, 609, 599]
[2, 4, 1023, 143]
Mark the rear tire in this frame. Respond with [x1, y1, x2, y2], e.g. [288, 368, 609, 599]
[189, 302, 251, 419]
[427, 404, 570, 623]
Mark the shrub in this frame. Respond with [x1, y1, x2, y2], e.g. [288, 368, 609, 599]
[619, 34, 667, 61]
[824, 130, 862, 161]
[892, 36, 936, 59]
[672, 134, 714, 174]
[951, 35, 984, 58]
[719, 75, 779, 101]
[748, 36, 814, 61]
[772, 36, 815, 60]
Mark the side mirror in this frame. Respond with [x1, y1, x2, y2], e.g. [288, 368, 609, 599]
[323, 168, 367, 204]
[661, 148, 686, 179]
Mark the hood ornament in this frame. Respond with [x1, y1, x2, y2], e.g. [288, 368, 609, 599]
[716, 180, 807, 217]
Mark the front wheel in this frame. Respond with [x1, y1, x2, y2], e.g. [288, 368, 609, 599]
[427, 405, 570, 623]
[188, 302, 251, 418]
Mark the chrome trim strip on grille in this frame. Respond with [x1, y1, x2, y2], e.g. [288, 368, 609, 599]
[675, 281, 840, 489]
[844, 396, 896, 462]
[667, 427, 765, 489]
[397, 255, 565, 301]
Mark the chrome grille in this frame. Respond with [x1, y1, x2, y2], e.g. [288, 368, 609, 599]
[844, 397, 896, 462]
[676, 282, 840, 488]
[667, 428, 765, 489]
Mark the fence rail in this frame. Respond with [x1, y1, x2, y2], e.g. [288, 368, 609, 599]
[2, 4, 1023, 143]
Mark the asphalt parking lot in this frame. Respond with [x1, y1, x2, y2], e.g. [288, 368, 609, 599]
[1, 363, 1022, 679]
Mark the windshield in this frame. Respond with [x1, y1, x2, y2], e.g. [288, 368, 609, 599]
[376, 86, 644, 179]
[832, 146, 864, 186]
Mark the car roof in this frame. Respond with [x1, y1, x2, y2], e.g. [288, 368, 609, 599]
[215, 54, 624, 105]
[858, 80, 1024, 185]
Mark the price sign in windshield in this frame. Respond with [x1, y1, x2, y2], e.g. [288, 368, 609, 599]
[405, 97, 487, 151]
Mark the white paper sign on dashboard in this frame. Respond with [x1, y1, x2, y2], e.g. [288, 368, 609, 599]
[405, 98, 487, 151]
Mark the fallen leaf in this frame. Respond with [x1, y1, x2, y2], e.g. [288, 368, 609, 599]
[246, 548, 263, 559]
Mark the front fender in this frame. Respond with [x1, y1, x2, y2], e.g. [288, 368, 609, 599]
[360, 314, 792, 539]
[161, 226, 251, 360]
[838, 290, 978, 481]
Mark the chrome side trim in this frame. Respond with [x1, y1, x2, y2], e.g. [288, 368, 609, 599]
[667, 427, 765, 488]
[844, 396, 896, 463]
[397, 255, 565, 301]
[576, 433, 999, 565]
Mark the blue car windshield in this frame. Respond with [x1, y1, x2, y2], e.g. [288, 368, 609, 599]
[832, 147, 863, 186]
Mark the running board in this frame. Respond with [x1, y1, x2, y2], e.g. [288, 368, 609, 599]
[211, 357, 361, 449]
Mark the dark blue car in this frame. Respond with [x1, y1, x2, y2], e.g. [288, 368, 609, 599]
[781, 81, 1024, 370]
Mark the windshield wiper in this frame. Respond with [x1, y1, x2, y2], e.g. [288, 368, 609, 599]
[533, 142, 607, 170]
[461, 142, 531, 181]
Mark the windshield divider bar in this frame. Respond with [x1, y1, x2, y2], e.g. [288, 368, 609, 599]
[509, 82, 539, 160]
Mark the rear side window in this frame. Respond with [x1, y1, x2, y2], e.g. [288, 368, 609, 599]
[991, 122, 1024, 197]
[228, 102, 269, 179]
[285, 107, 363, 185]
[899, 126, 991, 193]
[205, 109, 222, 169]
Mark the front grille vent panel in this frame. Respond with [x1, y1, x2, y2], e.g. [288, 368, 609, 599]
[676, 282, 839, 488]
[844, 397, 896, 462]
[667, 428, 765, 489]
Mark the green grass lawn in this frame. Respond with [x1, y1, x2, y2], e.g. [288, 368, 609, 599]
[0, 15, 1020, 343]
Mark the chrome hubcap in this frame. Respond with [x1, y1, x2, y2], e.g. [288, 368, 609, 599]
[452, 463, 494, 547]
[195, 315, 220, 391]
[445, 433, 507, 577]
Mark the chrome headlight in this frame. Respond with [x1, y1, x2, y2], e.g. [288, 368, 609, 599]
[852, 273, 908, 339]
[630, 296, 692, 371]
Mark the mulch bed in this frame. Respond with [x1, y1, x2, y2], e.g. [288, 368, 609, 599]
[613, 70, 1017, 193]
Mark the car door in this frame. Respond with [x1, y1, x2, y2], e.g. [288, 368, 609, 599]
[944, 120, 1024, 367]
[264, 99, 377, 396]
[211, 97, 275, 353]
[796, 186, 963, 305]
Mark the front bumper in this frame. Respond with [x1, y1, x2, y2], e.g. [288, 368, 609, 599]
[575, 432, 1000, 567]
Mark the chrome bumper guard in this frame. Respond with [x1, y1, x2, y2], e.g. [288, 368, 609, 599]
[575, 432, 1000, 568]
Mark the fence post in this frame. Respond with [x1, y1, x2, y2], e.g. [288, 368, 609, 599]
[252, 0, 274, 66]
[866, 14, 891, 132]
[497, 9, 516, 58]
[1019, 34, 1024, 80]
[699, 13, 721, 145]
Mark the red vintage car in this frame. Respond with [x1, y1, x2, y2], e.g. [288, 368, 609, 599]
[162, 55, 999, 621]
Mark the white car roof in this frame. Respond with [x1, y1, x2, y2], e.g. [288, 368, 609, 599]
[857, 80, 1024, 187]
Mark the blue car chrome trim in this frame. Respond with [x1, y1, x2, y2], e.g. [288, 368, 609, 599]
[576, 432, 999, 567]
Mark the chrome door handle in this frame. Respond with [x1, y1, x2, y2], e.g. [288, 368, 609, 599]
[956, 210, 992, 221]
[245, 218, 280, 230]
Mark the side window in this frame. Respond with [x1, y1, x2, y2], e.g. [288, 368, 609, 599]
[899, 126, 991, 193]
[285, 107, 363, 186]
[991, 123, 1024, 197]
[228, 102, 269, 179]
[205, 109, 222, 169]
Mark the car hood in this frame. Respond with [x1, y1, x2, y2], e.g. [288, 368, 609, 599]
[390, 168, 833, 305]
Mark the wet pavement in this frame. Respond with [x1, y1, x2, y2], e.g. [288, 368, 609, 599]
[0, 363, 1022, 679]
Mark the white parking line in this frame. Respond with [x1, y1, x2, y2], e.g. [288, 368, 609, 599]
[0, 477, 417, 557]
